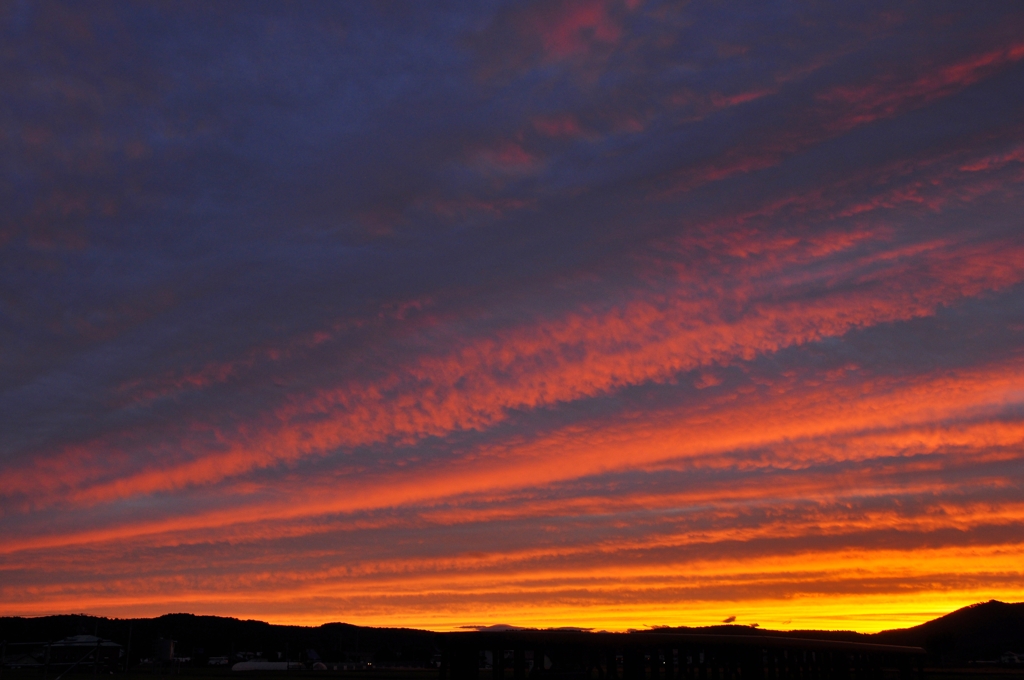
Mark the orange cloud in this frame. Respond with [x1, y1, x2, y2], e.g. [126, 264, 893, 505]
[6, 227, 1023, 512]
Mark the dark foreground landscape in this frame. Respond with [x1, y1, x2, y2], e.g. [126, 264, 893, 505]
[2, 601, 1023, 680]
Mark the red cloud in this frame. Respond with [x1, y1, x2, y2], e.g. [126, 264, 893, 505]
[469, 0, 639, 79]
[533, 114, 584, 138]
[817, 42, 1024, 131]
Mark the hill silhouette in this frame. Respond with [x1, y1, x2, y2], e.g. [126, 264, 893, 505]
[874, 600, 1024, 663]
[1, 601, 1022, 668]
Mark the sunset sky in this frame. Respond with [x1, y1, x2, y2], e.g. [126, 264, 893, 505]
[2, 1, 1024, 633]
